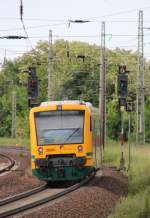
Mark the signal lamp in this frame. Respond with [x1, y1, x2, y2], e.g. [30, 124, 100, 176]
[117, 74, 128, 98]
[28, 76, 38, 98]
[78, 145, 83, 152]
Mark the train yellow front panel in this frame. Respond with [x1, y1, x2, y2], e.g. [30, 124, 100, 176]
[29, 101, 95, 181]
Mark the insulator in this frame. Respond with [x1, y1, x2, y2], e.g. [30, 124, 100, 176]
[20, 0, 23, 21]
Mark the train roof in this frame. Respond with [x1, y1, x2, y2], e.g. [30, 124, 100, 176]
[40, 100, 93, 108]
[31, 100, 99, 115]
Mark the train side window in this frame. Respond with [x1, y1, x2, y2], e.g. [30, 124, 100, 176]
[90, 116, 92, 131]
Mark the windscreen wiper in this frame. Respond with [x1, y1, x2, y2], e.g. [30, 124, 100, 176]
[60, 128, 80, 149]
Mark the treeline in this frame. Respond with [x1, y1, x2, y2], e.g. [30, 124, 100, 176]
[0, 40, 150, 141]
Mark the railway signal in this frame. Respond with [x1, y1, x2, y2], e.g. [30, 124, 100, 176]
[28, 67, 38, 98]
[117, 65, 128, 107]
[27, 67, 38, 107]
[118, 74, 128, 98]
[117, 65, 128, 97]
[117, 65, 129, 170]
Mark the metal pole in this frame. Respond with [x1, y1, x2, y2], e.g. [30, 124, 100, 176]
[105, 61, 107, 142]
[99, 21, 106, 150]
[11, 90, 16, 138]
[120, 109, 125, 169]
[3, 49, 6, 65]
[128, 112, 131, 170]
[136, 10, 145, 144]
[47, 30, 53, 101]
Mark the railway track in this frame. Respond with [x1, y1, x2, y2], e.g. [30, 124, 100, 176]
[0, 171, 96, 218]
[0, 153, 15, 174]
[0, 146, 29, 154]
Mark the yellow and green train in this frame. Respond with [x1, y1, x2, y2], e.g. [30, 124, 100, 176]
[29, 100, 101, 182]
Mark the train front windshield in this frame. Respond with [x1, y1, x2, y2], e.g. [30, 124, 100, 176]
[35, 110, 84, 145]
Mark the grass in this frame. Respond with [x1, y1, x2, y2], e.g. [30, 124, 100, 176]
[105, 140, 150, 218]
[0, 137, 30, 149]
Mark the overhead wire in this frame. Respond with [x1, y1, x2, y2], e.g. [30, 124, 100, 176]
[0, 33, 147, 40]
[26, 32, 150, 39]
[0, 17, 67, 22]
[19, 0, 33, 50]
[88, 5, 150, 20]
[1, 17, 150, 25]
[0, 22, 67, 32]
[1, 4, 150, 60]
[1, 5, 150, 34]
[22, 34, 139, 39]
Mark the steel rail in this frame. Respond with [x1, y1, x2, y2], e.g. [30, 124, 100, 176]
[0, 171, 96, 218]
[0, 153, 15, 174]
[0, 184, 47, 206]
[0, 146, 29, 154]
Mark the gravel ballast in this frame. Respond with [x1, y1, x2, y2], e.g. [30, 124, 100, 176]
[21, 168, 128, 218]
[0, 147, 128, 218]
[0, 148, 44, 199]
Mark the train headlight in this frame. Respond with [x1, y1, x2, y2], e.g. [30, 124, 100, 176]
[38, 147, 43, 155]
[78, 145, 83, 152]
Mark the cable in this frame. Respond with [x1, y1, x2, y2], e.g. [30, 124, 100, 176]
[0, 33, 146, 40]
[0, 17, 134, 22]
[30, 34, 100, 39]
[0, 16, 140, 22]
[21, 22, 33, 49]
[0, 22, 67, 32]
[19, 0, 33, 50]
[33, 32, 147, 39]
[0, 17, 68, 22]
[88, 5, 150, 20]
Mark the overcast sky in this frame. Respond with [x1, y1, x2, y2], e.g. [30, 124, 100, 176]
[0, 0, 150, 63]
